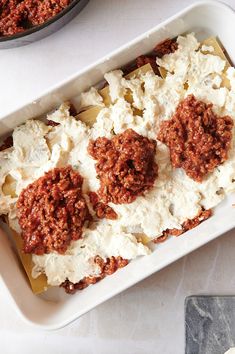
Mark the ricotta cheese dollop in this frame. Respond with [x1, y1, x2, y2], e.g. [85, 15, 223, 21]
[32, 223, 150, 286]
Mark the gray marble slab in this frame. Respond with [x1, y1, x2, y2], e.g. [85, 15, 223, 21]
[185, 296, 235, 354]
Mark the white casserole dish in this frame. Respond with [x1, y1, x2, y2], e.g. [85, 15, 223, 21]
[0, 0, 235, 330]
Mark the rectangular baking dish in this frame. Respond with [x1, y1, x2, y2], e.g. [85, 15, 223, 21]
[0, 0, 235, 330]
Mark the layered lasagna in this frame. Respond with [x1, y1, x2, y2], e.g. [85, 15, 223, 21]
[0, 33, 234, 294]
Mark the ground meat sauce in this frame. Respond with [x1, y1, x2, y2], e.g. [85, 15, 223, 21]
[88, 129, 158, 204]
[61, 256, 129, 294]
[153, 209, 212, 243]
[158, 95, 234, 182]
[88, 191, 118, 220]
[46, 120, 60, 127]
[17, 166, 90, 255]
[135, 38, 178, 74]
[68, 103, 77, 117]
[0, 0, 72, 36]
[154, 38, 178, 57]
[0, 136, 13, 151]
[136, 55, 159, 74]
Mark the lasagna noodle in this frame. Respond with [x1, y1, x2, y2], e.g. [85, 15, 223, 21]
[9, 225, 48, 294]
[5, 37, 232, 294]
[77, 63, 154, 125]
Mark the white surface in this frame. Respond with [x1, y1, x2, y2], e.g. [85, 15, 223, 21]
[0, 0, 235, 353]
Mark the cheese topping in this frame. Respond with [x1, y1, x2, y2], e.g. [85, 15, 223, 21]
[32, 223, 150, 285]
[104, 70, 127, 102]
[0, 33, 235, 286]
[80, 87, 104, 109]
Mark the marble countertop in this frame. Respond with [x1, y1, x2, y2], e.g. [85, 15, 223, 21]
[185, 296, 235, 353]
[0, 1, 235, 353]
